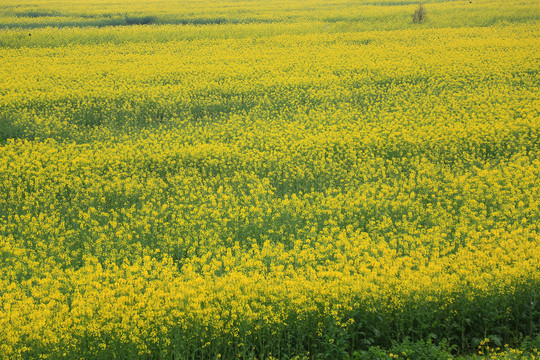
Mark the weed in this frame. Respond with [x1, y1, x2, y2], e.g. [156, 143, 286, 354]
[412, 4, 427, 24]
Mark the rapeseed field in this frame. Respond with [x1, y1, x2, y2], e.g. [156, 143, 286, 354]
[0, 0, 539, 358]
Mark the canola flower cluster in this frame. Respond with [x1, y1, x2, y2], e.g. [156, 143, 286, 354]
[0, 0, 539, 359]
[473, 338, 540, 360]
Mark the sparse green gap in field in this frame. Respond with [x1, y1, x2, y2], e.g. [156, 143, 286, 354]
[0, 0, 539, 359]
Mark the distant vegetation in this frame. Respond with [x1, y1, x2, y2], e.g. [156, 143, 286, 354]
[0, 0, 538, 30]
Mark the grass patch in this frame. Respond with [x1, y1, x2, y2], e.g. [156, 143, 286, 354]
[14, 9, 62, 18]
